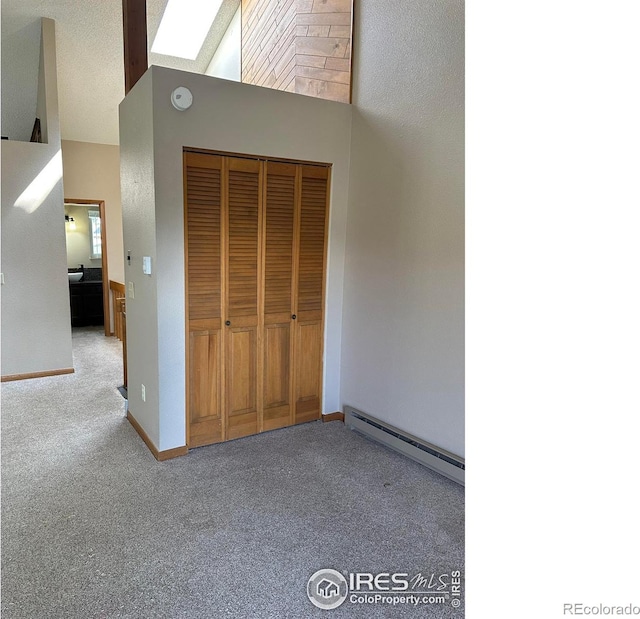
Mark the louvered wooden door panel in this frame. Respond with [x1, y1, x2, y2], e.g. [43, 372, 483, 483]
[294, 165, 329, 424]
[225, 158, 262, 440]
[185, 152, 224, 447]
[262, 162, 297, 430]
[185, 151, 329, 447]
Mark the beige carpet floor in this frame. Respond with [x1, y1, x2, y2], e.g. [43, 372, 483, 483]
[1, 327, 464, 618]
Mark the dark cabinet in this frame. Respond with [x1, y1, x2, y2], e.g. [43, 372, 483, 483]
[69, 282, 104, 327]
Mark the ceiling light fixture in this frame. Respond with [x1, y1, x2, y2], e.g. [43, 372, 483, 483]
[151, 0, 224, 60]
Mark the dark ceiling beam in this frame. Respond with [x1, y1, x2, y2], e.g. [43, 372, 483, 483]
[122, 0, 148, 94]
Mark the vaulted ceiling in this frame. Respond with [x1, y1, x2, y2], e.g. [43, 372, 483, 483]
[1, 0, 240, 145]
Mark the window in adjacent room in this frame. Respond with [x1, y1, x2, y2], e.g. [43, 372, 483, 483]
[88, 208, 102, 259]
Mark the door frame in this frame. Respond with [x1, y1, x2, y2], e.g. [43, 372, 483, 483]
[64, 198, 110, 336]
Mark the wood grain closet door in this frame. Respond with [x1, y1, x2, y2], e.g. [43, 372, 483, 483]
[185, 152, 224, 447]
[293, 165, 329, 424]
[225, 158, 262, 440]
[262, 162, 297, 431]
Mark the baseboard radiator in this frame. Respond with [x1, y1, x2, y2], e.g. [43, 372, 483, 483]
[344, 406, 465, 486]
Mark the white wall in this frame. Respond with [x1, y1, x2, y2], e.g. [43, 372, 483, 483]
[1, 19, 73, 377]
[1, 15, 41, 141]
[341, 1, 465, 456]
[120, 66, 351, 451]
[119, 71, 160, 446]
[205, 6, 241, 82]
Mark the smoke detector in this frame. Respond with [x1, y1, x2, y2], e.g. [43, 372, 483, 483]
[171, 86, 193, 111]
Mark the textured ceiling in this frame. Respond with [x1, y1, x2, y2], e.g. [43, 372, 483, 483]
[1, 0, 240, 145]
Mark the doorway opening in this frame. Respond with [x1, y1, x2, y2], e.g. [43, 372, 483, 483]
[64, 199, 110, 336]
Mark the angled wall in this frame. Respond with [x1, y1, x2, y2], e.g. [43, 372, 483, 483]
[1, 18, 73, 378]
[205, 6, 241, 81]
[1, 15, 41, 141]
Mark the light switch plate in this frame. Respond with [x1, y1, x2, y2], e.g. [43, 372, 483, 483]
[128, 281, 135, 299]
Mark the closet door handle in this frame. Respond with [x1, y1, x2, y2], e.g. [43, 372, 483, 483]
[291, 314, 297, 320]
[225, 320, 231, 326]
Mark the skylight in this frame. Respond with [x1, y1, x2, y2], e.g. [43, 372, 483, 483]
[151, 0, 224, 60]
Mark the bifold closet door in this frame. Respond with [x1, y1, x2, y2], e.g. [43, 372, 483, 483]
[262, 162, 297, 431]
[185, 151, 330, 448]
[293, 165, 329, 424]
[185, 153, 224, 447]
[225, 158, 262, 440]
